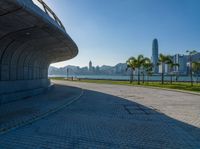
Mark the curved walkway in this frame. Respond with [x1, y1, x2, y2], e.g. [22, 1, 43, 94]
[0, 80, 200, 148]
[56, 80, 200, 128]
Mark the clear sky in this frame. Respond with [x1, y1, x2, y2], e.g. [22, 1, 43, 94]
[43, 0, 200, 68]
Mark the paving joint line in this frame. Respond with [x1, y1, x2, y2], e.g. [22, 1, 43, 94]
[58, 80, 200, 96]
[135, 85, 200, 96]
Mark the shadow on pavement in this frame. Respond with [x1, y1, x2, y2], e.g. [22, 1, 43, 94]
[0, 84, 199, 149]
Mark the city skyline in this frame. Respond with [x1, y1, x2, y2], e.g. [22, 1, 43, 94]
[49, 47, 199, 68]
[42, 0, 200, 68]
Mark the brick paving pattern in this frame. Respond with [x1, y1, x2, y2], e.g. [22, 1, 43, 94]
[0, 81, 200, 148]
[0, 85, 82, 134]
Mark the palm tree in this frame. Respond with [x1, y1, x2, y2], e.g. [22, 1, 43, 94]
[192, 61, 200, 83]
[127, 55, 152, 85]
[143, 58, 153, 83]
[134, 55, 147, 85]
[186, 50, 198, 86]
[126, 57, 137, 83]
[157, 54, 171, 84]
[167, 58, 179, 84]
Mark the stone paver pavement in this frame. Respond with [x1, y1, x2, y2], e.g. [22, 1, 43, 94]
[0, 81, 200, 148]
[0, 85, 82, 134]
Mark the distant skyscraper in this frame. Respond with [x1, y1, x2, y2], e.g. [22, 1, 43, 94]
[172, 54, 187, 75]
[89, 61, 92, 71]
[152, 39, 159, 73]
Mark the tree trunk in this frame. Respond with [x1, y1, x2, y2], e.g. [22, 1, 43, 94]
[170, 75, 172, 84]
[142, 73, 144, 84]
[190, 71, 193, 86]
[130, 69, 133, 83]
[138, 69, 140, 85]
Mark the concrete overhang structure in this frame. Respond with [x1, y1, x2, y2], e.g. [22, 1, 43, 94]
[0, 0, 78, 103]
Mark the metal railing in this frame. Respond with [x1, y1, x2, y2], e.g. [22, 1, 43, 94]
[35, 0, 66, 31]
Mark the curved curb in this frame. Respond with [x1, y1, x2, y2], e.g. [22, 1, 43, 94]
[64, 80, 200, 96]
[133, 85, 200, 96]
[0, 88, 84, 135]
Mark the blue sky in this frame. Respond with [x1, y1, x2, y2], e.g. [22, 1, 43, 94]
[43, 0, 200, 68]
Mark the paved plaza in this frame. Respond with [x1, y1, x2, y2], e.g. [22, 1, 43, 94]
[0, 80, 200, 148]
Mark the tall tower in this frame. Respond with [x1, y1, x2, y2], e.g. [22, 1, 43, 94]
[152, 39, 159, 74]
[89, 61, 92, 71]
